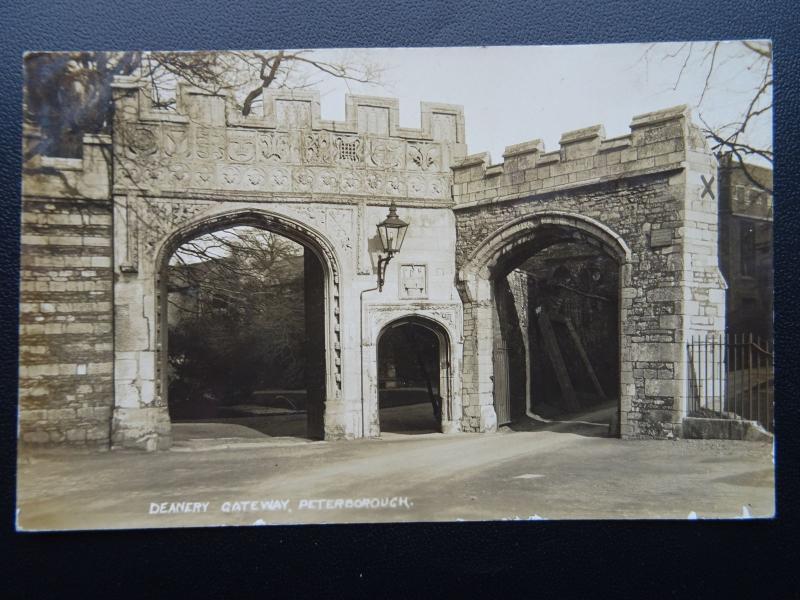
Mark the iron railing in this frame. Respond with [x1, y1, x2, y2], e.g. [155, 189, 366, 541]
[687, 333, 774, 432]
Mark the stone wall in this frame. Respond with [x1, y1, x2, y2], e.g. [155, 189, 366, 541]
[19, 133, 114, 447]
[453, 106, 725, 438]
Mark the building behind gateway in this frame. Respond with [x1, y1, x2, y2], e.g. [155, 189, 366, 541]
[19, 78, 729, 450]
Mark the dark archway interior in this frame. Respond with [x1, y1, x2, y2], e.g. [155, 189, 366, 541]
[490, 226, 621, 435]
[162, 224, 326, 440]
[378, 321, 442, 434]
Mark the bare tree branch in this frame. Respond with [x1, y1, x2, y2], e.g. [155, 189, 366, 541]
[673, 42, 694, 91]
[25, 49, 385, 157]
[241, 51, 285, 116]
[646, 40, 772, 193]
[697, 41, 719, 106]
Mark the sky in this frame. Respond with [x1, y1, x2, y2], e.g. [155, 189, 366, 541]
[302, 42, 772, 167]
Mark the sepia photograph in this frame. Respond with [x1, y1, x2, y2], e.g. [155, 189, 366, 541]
[16, 41, 774, 530]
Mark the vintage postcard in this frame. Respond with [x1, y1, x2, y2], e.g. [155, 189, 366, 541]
[17, 42, 774, 530]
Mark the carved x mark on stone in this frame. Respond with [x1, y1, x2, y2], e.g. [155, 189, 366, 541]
[701, 174, 716, 199]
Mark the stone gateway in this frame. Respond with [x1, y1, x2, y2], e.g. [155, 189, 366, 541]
[19, 78, 725, 450]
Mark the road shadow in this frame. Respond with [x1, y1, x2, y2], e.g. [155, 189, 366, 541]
[172, 412, 309, 440]
[501, 402, 617, 438]
[379, 402, 440, 435]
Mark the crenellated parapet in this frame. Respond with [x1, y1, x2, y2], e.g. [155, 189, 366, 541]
[110, 76, 466, 202]
[452, 105, 711, 209]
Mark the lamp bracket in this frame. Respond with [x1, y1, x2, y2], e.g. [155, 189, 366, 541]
[377, 252, 395, 292]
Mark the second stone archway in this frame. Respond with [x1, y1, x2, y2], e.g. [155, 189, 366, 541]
[457, 211, 633, 435]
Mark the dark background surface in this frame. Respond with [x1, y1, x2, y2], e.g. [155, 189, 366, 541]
[2, 1, 798, 595]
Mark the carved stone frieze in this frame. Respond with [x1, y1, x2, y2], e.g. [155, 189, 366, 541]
[408, 175, 426, 198]
[195, 127, 226, 161]
[227, 131, 257, 163]
[281, 204, 355, 254]
[367, 138, 404, 169]
[334, 136, 363, 164]
[365, 172, 383, 194]
[271, 167, 291, 190]
[294, 168, 314, 191]
[168, 163, 190, 184]
[317, 170, 339, 193]
[244, 167, 265, 187]
[386, 175, 404, 196]
[341, 171, 362, 194]
[220, 165, 242, 186]
[122, 124, 159, 159]
[259, 132, 292, 162]
[133, 197, 209, 260]
[407, 143, 439, 171]
[324, 206, 356, 253]
[303, 132, 364, 166]
[193, 164, 214, 187]
[429, 176, 448, 198]
[303, 132, 331, 164]
[114, 120, 453, 201]
[429, 309, 456, 329]
[163, 126, 190, 158]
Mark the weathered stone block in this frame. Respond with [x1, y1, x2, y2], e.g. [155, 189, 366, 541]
[479, 405, 497, 433]
[633, 342, 680, 363]
[644, 378, 678, 397]
[111, 406, 172, 451]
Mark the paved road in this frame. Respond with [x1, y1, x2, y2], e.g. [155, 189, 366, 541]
[16, 423, 774, 531]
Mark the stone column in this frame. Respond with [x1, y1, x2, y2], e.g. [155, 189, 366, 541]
[458, 274, 498, 433]
[110, 193, 171, 451]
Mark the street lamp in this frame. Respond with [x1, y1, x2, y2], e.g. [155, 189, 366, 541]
[376, 201, 409, 292]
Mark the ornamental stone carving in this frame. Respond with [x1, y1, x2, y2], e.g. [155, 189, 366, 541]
[163, 126, 190, 158]
[227, 131, 257, 163]
[368, 139, 404, 169]
[259, 132, 291, 162]
[195, 128, 225, 161]
[407, 143, 439, 171]
[111, 83, 466, 202]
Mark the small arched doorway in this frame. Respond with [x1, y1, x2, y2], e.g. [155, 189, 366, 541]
[377, 317, 450, 434]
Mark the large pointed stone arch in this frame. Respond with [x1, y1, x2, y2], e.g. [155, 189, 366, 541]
[111, 204, 344, 450]
[461, 211, 632, 282]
